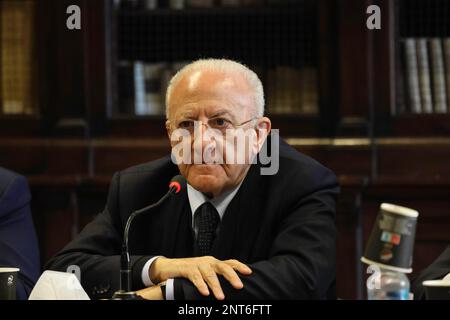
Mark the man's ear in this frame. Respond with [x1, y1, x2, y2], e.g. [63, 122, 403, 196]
[256, 117, 271, 146]
[165, 120, 172, 140]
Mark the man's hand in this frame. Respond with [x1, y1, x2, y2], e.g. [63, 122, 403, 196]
[149, 256, 252, 300]
[136, 285, 164, 300]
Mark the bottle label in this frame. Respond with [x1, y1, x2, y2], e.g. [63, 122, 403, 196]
[385, 289, 410, 300]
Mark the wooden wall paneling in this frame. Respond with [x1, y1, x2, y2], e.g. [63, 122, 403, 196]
[318, 0, 340, 137]
[0, 139, 47, 175]
[29, 177, 81, 265]
[372, 0, 396, 134]
[336, 176, 369, 300]
[82, 0, 114, 136]
[45, 140, 91, 175]
[377, 139, 450, 179]
[337, 0, 373, 135]
[92, 139, 171, 175]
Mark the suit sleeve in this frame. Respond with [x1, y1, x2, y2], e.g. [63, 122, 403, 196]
[412, 246, 450, 299]
[45, 172, 153, 299]
[176, 168, 339, 300]
[0, 175, 41, 300]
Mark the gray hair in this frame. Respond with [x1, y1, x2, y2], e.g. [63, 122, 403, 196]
[165, 58, 265, 119]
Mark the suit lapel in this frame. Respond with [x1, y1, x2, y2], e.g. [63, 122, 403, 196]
[159, 188, 194, 257]
[212, 163, 267, 261]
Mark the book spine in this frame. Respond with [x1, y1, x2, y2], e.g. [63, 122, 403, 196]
[1, 1, 35, 115]
[429, 38, 448, 113]
[416, 38, 433, 113]
[443, 38, 450, 113]
[134, 61, 147, 115]
[404, 38, 422, 114]
[301, 67, 318, 115]
[143, 63, 165, 115]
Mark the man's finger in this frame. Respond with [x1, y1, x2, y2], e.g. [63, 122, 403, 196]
[188, 269, 210, 296]
[199, 265, 225, 300]
[225, 259, 252, 275]
[216, 263, 244, 289]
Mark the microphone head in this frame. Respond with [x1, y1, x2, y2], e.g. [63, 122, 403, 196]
[169, 175, 186, 194]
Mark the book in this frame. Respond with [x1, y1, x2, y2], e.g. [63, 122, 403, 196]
[443, 38, 450, 113]
[429, 38, 447, 113]
[1, 1, 35, 115]
[403, 38, 422, 114]
[415, 39, 432, 113]
[300, 67, 318, 115]
[169, 0, 186, 9]
[266, 66, 317, 115]
[143, 63, 165, 115]
[145, 0, 158, 10]
[133, 61, 147, 115]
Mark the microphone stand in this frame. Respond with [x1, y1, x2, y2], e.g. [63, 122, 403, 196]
[111, 189, 176, 300]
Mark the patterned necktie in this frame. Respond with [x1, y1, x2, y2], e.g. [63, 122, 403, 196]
[195, 202, 220, 255]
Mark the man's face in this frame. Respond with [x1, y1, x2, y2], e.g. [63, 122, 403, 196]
[166, 69, 268, 197]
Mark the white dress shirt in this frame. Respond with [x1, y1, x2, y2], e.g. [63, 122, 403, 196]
[141, 182, 243, 299]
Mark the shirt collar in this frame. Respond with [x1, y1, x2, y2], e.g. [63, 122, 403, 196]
[187, 181, 243, 220]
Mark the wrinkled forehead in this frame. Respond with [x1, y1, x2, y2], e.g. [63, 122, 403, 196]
[174, 69, 251, 98]
[169, 69, 254, 116]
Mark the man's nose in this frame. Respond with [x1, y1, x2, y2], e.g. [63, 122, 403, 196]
[194, 119, 218, 139]
[191, 120, 211, 152]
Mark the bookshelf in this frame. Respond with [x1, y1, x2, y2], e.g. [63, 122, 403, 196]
[111, 0, 334, 137]
[0, 0, 339, 138]
[388, 0, 450, 136]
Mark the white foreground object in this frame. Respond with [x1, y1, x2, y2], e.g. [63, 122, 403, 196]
[29, 270, 90, 300]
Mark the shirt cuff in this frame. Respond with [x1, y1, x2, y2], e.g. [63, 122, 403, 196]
[166, 278, 175, 300]
[141, 256, 162, 287]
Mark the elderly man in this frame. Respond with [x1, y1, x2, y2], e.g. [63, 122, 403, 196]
[46, 59, 339, 300]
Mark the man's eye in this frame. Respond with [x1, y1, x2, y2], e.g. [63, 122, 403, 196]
[211, 118, 230, 127]
[178, 120, 194, 128]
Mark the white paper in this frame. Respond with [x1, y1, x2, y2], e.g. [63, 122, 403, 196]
[29, 270, 90, 300]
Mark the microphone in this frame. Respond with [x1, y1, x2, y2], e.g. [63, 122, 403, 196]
[112, 175, 186, 300]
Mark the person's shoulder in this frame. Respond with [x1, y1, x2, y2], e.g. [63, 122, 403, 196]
[0, 167, 29, 196]
[113, 155, 179, 190]
[259, 139, 339, 201]
[0, 166, 21, 186]
[0, 167, 31, 216]
[119, 155, 174, 177]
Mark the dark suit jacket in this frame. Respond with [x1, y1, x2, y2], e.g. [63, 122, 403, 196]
[46, 140, 339, 300]
[412, 246, 450, 299]
[0, 167, 40, 300]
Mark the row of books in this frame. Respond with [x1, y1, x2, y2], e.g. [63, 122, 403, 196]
[117, 61, 318, 116]
[398, 38, 450, 114]
[118, 61, 189, 115]
[266, 66, 318, 115]
[117, 0, 293, 10]
[0, 0, 35, 116]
